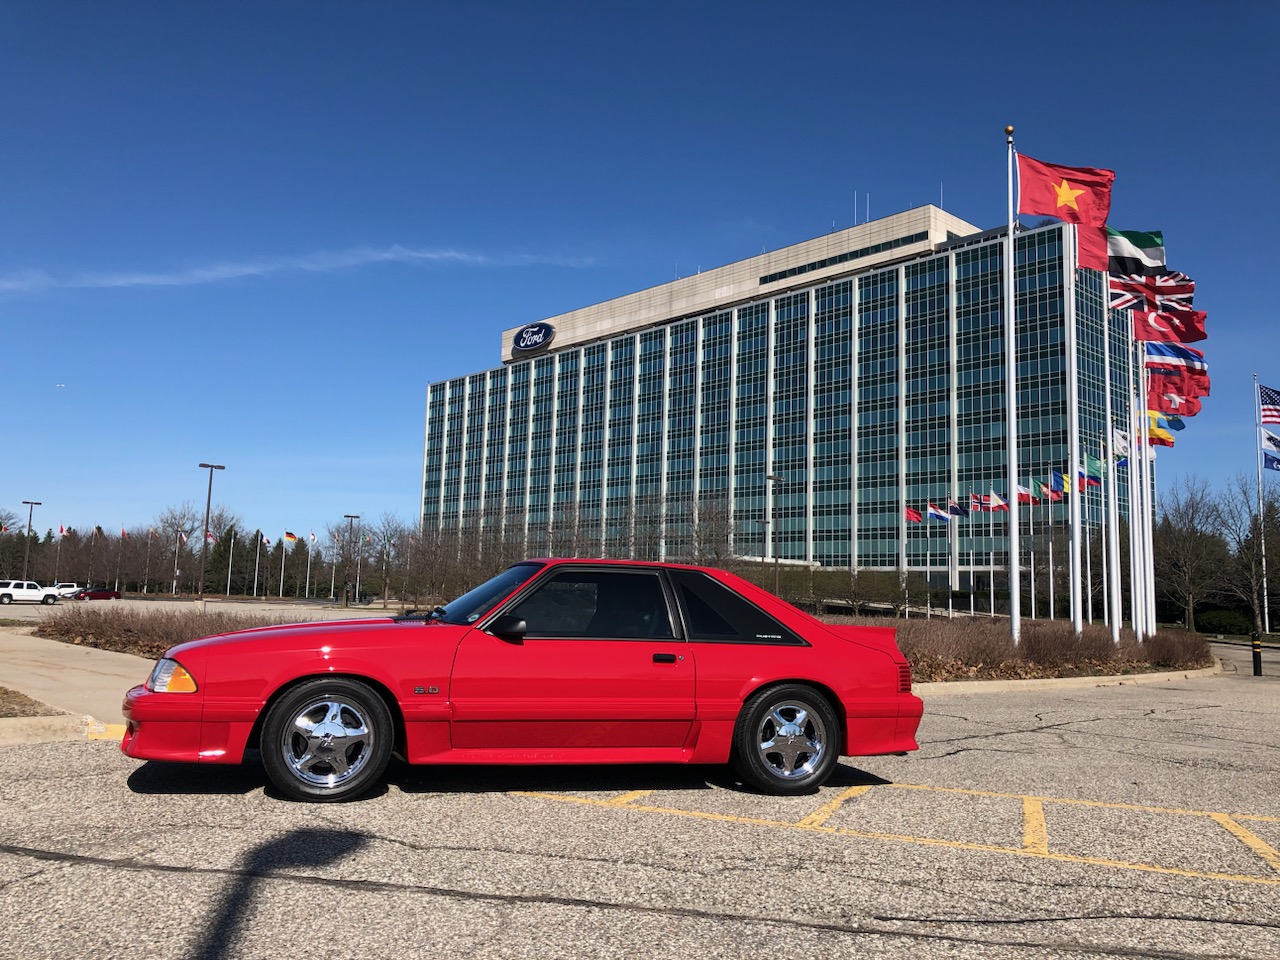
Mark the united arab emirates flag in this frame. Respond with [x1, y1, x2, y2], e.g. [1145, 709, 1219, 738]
[1107, 228, 1165, 277]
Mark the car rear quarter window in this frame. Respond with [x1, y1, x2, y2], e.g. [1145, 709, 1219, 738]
[669, 570, 804, 645]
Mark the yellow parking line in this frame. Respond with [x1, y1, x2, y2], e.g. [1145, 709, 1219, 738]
[510, 789, 1280, 887]
[606, 790, 655, 806]
[87, 724, 126, 741]
[1022, 797, 1049, 854]
[888, 782, 1280, 823]
[796, 785, 872, 828]
[1210, 813, 1280, 874]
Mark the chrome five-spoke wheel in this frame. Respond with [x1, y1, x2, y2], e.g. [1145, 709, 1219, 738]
[732, 684, 839, 795]
[262, 678, 392, 802]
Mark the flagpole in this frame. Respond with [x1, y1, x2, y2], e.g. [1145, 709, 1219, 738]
[1044, 479, 1054, 620]
[172, 529, 181, 596]
[1103, 286, 1123, 644]
[253, 533, 262, 597]
[1138, 353, 1157, 636]
[1128, 345, 1145, 641]
[279, 537, 286, 598]
[1084, 493, 1093, 625]
[305, 539, 313, 600]
[988, 491, 995, 617]
[226, 531, 235, 596]
[1004, 125, 1022, 643]
[1065, 226, 1084, 637]
[1256, 374, 1271, 634]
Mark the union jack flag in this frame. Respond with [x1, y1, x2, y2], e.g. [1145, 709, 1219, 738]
[1109, 271, 1195, 312]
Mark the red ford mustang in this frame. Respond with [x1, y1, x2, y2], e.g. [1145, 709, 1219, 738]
[122, 559, 923, 801]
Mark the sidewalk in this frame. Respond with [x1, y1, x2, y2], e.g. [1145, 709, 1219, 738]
[0, 628, 150, 745]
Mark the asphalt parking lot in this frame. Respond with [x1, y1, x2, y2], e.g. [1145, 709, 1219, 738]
[2, 664, 1278, 959]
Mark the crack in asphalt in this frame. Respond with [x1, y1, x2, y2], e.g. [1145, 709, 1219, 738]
[874, 910, 1280, 932]
[0, 840, 1255, 960]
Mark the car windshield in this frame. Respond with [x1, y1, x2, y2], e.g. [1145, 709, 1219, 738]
[436, 562, 542, 625]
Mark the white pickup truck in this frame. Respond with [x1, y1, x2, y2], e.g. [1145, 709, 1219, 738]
[0, 580, 61, 604]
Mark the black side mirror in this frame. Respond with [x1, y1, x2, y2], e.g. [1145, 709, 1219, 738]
[489, 614, 527, 643]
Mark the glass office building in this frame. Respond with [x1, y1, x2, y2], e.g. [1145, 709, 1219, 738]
[422, 206, 1132, 576]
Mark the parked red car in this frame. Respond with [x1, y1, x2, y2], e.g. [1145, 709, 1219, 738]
[123, 559, 922, 801]
[75, 587, 122, 600]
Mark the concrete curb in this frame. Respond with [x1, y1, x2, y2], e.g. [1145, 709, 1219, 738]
[0, 713, 126, 746]
[914, 661, 1222, 697]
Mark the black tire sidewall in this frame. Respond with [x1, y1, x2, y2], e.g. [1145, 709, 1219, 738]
[733, 684, 840, 795]
[261, 678, 393, 802]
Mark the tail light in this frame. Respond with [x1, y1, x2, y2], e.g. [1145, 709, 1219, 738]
[897, 663, 912, 693]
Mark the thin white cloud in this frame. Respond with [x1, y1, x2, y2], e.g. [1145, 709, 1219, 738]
[0, 244, 595, 294]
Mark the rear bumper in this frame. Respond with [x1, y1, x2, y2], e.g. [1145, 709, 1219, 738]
[843, 693, 924, 756]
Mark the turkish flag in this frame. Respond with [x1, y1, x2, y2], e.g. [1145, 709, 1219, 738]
[1132, 308, 1208, 344]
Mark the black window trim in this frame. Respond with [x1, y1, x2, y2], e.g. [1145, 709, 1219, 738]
[477, 562, 686, 642]
[666, 569, 810, 647]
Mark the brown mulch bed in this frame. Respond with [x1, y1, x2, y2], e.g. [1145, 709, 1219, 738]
[0, 686, 63, 719]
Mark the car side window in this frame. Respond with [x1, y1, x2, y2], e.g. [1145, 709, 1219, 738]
[509, 571, 676, 640]
[669, 570, 804, 645]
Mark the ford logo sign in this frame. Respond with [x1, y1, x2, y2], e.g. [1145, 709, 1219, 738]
[513, 322, 555, 354]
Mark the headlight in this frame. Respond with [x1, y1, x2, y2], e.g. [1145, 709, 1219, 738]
[147, 658, 198, 693]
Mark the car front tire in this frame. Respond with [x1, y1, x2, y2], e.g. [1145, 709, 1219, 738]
[261, 678, 393, 802]
[732, 684, 840, 795]
[41, 595, 56, 605]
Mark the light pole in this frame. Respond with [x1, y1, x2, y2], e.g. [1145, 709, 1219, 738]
[766, 475, 785, 595]
[344, 514, 360, 606]
[197, 463, 225, 601]
[21, 500, 41, 580]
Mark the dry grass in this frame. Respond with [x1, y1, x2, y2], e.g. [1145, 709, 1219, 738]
[34, 605, 305, 660]
[34, 605, 1213, 684]
[829, 614, 1212, 681]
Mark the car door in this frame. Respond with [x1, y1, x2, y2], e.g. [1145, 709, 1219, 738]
[448, 568, 695, 751]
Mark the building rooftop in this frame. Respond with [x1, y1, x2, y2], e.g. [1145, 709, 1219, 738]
[500, 205, 982, 360]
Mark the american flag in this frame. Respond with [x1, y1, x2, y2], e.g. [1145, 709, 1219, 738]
[1261, 384, 1280, 425]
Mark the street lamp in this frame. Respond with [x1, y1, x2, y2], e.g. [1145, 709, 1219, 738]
[21, 500, 41, 580]
[766, 474, 786, 595]
[343, 514, 360, 607]
[197, 463, 225, 600]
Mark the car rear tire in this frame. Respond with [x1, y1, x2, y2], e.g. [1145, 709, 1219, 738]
[732, 684, 840, 795]
[261, 678, 393, 802]
[0, 595, 10, 605]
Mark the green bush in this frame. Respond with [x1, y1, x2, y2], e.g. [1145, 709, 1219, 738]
[1193, 609, 1253, 637]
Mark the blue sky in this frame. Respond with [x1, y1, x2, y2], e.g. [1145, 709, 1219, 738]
[2, 2, 1277, 542]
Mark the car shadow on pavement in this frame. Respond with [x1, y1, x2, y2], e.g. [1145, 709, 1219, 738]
[386, 757, 893, 797]
[127, 759, 267, 796]
[125, 755, 894, 800]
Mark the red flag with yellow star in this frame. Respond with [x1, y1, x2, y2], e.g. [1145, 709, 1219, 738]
[1017, 154, 1115, 269]
[1017, 154, 1114, 225]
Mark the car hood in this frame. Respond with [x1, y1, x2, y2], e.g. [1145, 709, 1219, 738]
[165, 616, 466, 660]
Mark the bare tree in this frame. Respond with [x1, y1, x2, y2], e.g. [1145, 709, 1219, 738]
[1209, 473, 1275, 635]
[1153, 475, 1228, 631]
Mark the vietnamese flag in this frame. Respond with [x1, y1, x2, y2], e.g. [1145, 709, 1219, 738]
[1017, 154, 1115, 270]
